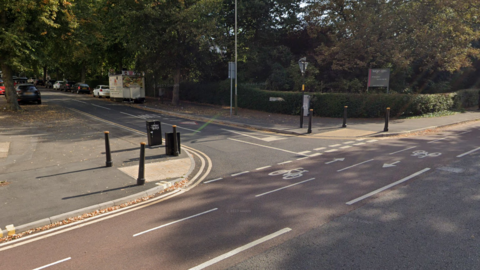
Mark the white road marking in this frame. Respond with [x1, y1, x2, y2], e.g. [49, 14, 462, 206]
[343, 141, 355, 144]
[297, 151, 311, 155]
[329, 144, 341, 147]
[356, 138, 366, 141]
[297, 157, 309, 160]
[366, 139, 378, 143]
[309, 153, 322, 157]
[337, 159, 374, 172]
[457, 147, 480, 158]
[428, 138, 446, 144]
[278, 161, 292, 165]
[325, 149, 338, 152]
[458, 131, 471, 135]
[383, 161, 400, 168]
[314, 147, 326, 151]
[353, 142, 366, 146]
[228, 138, 310, 156]
[255, 178, 316, 197]
[91, 104, 111, 110]
[346, 168, 431, 205]
[71, 100, 86, 104]
[231, 171, 249, 177]
[33, 257, 71, 270]
[120, 112, 199, 132]
[389, 146, 416, 155]
[256, 166, 272, 170]
[340, 146, 352, 149]
[120, 112, 143, 119]
[325, 158, 345, 164]
[133, 208, 218, 237]
[222, 129, 286, 142]
[189, 228, 292, 270]
[204, 178, 223, 184]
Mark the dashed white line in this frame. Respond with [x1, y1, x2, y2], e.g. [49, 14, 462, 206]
[346, 168, 431, 205]
[133, 208, 218, 237]
[297, 157, 309, 160]
[356, 138, 366, 141]
[428, 138, 446, 144]
[353, 143, 366, 146]
[204, 178, 223, 184]
[91, 104, 111, 110]
[255, 178, 316, 197]
[297, 151, 312, 155]
[231, 171, 249, 177]
[278, 161, 292, 165]
[457, 147, 480, 158]
[329, 144, 341, 147]
[343, 141, 355, 144]
[121, 112, 143, 119]
[337, 159, 374, 172]
[314, 147, 326, 151]
[389, 146, 416, 155]
[189, 228, 292, 270]
[309, 153, 322, 157]
[366, 139, 378, 143]
[33, 257, 71, 270]
[256, 166, 272, 170]
[72, 100, 86, 104]
[325, 149, 338, 152]
[340, 146, 352, 149]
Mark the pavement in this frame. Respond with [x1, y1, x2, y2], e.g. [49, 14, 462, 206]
[2, 91, 480, 239]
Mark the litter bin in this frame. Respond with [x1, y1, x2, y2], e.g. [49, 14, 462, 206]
[146, 120, 162, 146]
[165, 132, 181, 156]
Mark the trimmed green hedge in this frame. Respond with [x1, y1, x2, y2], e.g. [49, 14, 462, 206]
[179, 81, 479, 118]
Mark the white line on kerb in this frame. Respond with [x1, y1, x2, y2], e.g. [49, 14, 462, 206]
[256, 178, 315, 197]
[457, 147, 480, 158]
[91, 104, 111, 110]
[189, 228, 292, 270]
[278, 161, 292, 165]
[337, 159, 374, 172]
[228, 138, 309, 156]
[346, 168, 431, 205]
[256, 166, 272, 170]
[389, 146, 416, 155]
[204, 178, 223, 184]
[133, 208, 218, 237]
[231, 171, 249, 177]
[428, 138, 446, 144]
[33, 257, 71, 270]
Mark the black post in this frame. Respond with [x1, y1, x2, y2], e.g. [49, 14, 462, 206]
[308, 109, 313, 133]
[137, 142, 146, 185]
[478, 90, 480, 110]
[342, 106, 348, 128]
[384, 107, 390, 132]
[300, 107, 304, 128]
[172, 125, 179, 156]
[300, 75, 305, 128]
[104, 131, 112, 167]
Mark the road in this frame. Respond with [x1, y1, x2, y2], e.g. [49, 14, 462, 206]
[1, 90, 480, 269]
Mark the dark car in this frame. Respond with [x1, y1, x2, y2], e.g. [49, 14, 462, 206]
[15, 84, 41, 104]
[45, 80, 56, 88]
[35, 79, 45, 86]
[61, 81, 76, 92]
[73, 83, 91, 94]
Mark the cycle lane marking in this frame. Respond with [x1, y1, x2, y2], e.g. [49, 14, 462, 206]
[255, 178, 316, 197]
[33, 257, 71, 270]
[337, 159, 374, 172]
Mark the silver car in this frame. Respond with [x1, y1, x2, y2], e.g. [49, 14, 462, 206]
[93, 85, 110, 98]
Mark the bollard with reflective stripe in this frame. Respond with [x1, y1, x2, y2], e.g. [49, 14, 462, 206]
[137, 142, 146, 185]
[384, 107, 390, 132]
[104, 131, 112, 167]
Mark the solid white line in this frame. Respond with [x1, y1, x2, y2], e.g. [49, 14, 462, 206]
[204, 178, 223, 184]
[313, 147, 326, 151]
[325, 149, 338, 152]
[340, 146, 352, 149]
[458, 131, 471, 135]
[346, 168, 431, 205]
[309, 153, 322, 157]
[255, 178, 316, 197]
[33, 257, 71, 270]
[457, 147, 480, 158]
[189, 228, 292, 270]
[329, 144, 341, 147]
[343, 141, 355, 144]
[297, 157, 309, 160]
[278, 161, 292, 165]
[133, 208, 218, 237]
[228, 138, 309, 156]
[297, 151, 311, 155]
[353, 143, 366, 146]
[366, 140, 378, 143]
[256, 166, 272, 170]
[389, 146, 416, 155]
[91, 104, 111, 110]
[428, 138, 446, 144]
[231, 171, 249, 177]
[337, 159, 374, 172]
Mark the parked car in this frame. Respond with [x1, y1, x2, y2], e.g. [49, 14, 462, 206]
[15, 84, 41, 104]
[53, 81, 64, 90]
[35, 79, 45, 86]
[45, 80, 56, 88]
[93, 85, 110, 98]
[13, 77, 28, 86]
[73, 83, 90, 94]
[0, 82, 5, 95]
[61, 81, 76, 92]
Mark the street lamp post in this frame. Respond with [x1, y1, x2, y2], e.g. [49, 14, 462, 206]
[234, 0, 238, 115]
[298, 57, 308, 128]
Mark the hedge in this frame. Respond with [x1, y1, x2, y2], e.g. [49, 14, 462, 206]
[178, 81, 479, 118]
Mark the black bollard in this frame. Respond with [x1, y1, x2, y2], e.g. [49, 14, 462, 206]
[104, 131, 112, 167]
[384, 107, 390, 132]
[300, 107, 304, 128]
[308, 109, 313, 133]
[137, 142, 146, 185]
[172, 125, 179, 156]
[342, 106, 348, 128]
[478, 90, 480, 110]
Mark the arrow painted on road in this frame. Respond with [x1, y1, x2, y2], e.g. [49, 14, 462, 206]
[383, 161, 400, 168]
[325, 158, 345, 164]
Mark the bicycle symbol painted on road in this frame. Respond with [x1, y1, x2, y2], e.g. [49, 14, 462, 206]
[268, 168, 309, 180]
[411, 150, 441, 158]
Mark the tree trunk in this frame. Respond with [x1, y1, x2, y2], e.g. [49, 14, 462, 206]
[81, 64, 86, 83]
[0, 57, 21, 111]
[43, 66, 47, 82]
[172, 68, 180, 106]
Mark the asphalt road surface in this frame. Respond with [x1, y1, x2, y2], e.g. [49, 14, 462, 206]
[1, 90, 480, 269]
